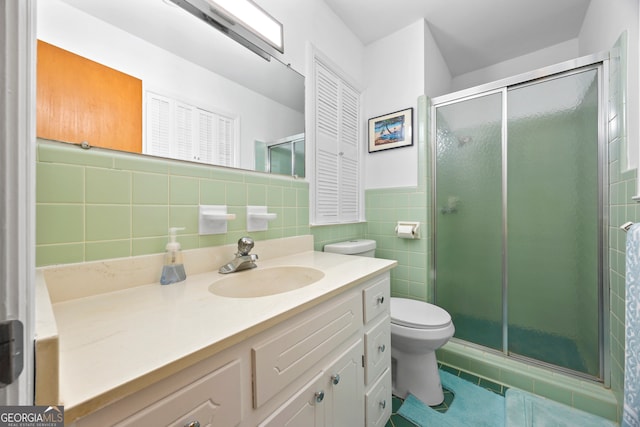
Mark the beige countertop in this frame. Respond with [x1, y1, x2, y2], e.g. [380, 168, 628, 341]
[35, 235, 397, 423]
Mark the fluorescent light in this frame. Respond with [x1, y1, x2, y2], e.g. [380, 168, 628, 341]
[209, 0, 283, 52]
[169, 0, 284, 58]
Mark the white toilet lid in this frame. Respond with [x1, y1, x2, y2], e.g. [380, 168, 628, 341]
[390, 297, 452, 329]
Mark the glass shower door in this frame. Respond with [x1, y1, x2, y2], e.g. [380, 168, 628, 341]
[434, 65, 603, 379]
[435, 92, 504, 351]
[506, 68, 600, 376]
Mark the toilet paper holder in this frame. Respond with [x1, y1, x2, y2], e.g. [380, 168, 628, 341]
[395, 221, 420, 239]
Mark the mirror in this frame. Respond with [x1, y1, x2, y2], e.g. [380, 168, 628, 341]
[37, 0, 305, 176]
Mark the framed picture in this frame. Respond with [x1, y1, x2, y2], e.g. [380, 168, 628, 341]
[368, 107, 413, 153]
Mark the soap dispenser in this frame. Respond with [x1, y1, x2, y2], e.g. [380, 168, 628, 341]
[160, 227, 186, 285]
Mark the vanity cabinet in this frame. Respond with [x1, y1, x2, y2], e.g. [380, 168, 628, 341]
[70, 271, 391, 427]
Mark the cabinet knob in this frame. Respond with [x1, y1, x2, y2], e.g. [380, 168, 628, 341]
[331, 374, 341, 385]
[184, 422, 200, 427]
[379, 400, 387, 409]
[315, 390, 325, 403]
[377, 296, 385, 305]
[378, 344, 386, 353]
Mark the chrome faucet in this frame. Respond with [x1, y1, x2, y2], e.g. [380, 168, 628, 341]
[218, 236, 259, 274]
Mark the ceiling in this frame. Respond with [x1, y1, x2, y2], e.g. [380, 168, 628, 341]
[323, 0, 592, 76]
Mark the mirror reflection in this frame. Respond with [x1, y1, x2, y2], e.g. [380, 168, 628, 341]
[37, 0, 305, 177]
[254, 133, 305, 177]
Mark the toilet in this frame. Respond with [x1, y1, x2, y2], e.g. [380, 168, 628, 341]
[323, 239, 376, 257]
[390, 297, 455, 405]
[323, 239, 454, 406]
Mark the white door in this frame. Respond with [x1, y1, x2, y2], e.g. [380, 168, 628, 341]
[326, 339, 364, 426]
[258, 373, 325, 427]
[0, 0, 36, 406]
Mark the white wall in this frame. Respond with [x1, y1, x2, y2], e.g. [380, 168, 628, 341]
[363, 20, 426, 189]
[261, 0, 365, 85]
[579, 0, 639, 173]
[37, 0, 303, 170]
[451, 39, 580, 92]
[424, 21, 453, 99]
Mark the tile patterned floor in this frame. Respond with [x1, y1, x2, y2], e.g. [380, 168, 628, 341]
[386, 363, 508, 427]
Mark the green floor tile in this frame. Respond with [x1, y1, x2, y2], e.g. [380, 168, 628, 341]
[459, 370, 481, 385]
[440, 364, 461, 376]
[480, 378, 506, 396]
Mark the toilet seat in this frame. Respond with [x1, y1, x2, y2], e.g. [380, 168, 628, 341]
[391, 298, 452, 329]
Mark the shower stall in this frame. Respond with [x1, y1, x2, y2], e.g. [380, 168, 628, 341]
[431, 55, 607, 381]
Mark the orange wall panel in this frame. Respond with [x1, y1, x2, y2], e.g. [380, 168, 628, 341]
[37, 40, 143, 153]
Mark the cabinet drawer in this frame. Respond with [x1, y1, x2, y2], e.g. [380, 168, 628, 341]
[364, 314, 391, 385]
[252, 291, 362, 407]
[80, 360, 242, 427]
[362, 273, 390, 324]
[365, 368, 392, 427]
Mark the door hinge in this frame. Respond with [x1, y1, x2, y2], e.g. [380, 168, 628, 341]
[362, 354, 365, 368]
[0, 320, 24, 388]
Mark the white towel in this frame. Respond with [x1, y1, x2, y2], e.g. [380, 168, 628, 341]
[623, 223, 640, 427]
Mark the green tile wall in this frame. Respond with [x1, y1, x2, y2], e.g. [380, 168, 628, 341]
[366, 188, 429, 299]
[608, 31, 635, 419]
[35, 139, 311, 266]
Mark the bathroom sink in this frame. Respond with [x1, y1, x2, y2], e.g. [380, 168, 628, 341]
[208, 266, 325, 298]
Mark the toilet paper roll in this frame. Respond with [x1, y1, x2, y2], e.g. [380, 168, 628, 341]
[397, 224, 415, 239]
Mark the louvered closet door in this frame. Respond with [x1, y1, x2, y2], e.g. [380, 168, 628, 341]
[315, 61, 340, 222]
[314, 58, 360, 224]
[197, 108, 214, 164]
[338, 84, 359, 222]
[215, 115, 235, 167]
[196, 109, 235, 167]
[175, 102, 195, 161]
[146, 93, 172, 158]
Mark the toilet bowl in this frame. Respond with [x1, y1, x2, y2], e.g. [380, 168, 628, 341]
[390, 297, 455, 406]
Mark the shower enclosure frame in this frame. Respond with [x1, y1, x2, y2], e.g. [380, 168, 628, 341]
[430, 52, 610, 384]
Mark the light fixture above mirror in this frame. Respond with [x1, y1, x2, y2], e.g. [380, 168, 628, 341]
[169, 0, 284, 61]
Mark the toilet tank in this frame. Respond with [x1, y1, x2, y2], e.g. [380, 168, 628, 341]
[323, 239, 376, 257]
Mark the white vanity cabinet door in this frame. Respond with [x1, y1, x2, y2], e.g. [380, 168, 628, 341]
[325, 338, 364, 426]
[365, 368, 392, 427]
[258, 372, 326, 427]
[364, 314, 391, 386]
